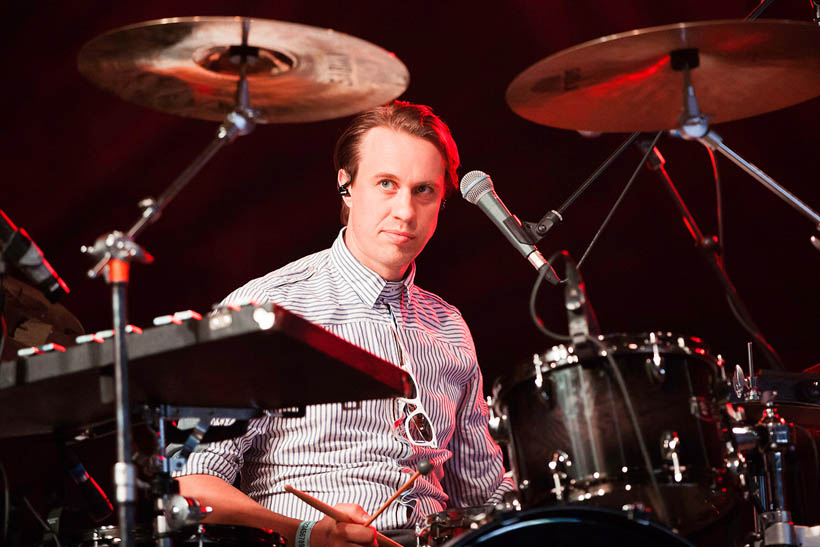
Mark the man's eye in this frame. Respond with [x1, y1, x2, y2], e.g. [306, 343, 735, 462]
[379, 180, 395, 189]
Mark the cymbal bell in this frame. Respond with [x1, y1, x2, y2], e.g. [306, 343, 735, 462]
[78, 16, 410, 123]
[506, 19, 820, 132]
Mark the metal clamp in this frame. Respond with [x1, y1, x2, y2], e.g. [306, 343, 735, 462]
[661, 431, 683, 483]
[548, 450, 572, 501]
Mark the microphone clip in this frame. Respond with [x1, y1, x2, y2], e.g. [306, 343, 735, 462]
[505, 210, 564, 245]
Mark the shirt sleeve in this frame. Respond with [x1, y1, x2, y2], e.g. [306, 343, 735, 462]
[441, 356, 515, 507]
[170, 416, 268, 484]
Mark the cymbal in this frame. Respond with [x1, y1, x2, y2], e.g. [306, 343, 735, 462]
[1, 276, 84, 361]
[506, 20, 820, 132]
[78, 16, 409, 123]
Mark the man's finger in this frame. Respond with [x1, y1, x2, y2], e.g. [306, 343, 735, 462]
[336, 522, 377, 544]
[333, 502, 372, 525]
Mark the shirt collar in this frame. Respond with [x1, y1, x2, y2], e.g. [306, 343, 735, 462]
[330, 228, 416, 309]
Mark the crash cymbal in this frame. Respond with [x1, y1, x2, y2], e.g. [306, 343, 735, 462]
[78, 16, 409, 123]
[506, 19, 820, 132]
[1, 276, 84, 361]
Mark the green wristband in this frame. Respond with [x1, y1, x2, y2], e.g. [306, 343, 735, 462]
[295, 520, 317, 547]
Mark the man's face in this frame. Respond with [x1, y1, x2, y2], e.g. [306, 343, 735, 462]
[342, 126, 446, 281]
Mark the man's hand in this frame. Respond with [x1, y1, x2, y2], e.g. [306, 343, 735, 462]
[311, 503, 378, 547]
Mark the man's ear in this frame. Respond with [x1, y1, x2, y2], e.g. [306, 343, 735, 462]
[338, 169, 352, 200]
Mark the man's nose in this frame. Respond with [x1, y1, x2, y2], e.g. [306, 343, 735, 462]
[391, 189, 416, 222]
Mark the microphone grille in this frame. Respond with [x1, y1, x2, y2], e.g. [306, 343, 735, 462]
[459, 170, 493, 204]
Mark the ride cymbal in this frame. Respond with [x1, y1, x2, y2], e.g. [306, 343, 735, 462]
[506, 19, 820, 132]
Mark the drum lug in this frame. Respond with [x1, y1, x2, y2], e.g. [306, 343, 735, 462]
[660, 431, 683, 482]
[487, 395, 510, 444]
[532, 353, 553, 404]
[547, 450, 572, 501]
[644, 333, 666, 383]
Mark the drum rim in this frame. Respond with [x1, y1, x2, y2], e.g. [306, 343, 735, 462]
[79, 523, 282, 543]
[495, 330, 723, 393]
[441, 505, 695, 546]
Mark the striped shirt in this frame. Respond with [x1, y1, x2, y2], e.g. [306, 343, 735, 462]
[178, 229, 512, 529]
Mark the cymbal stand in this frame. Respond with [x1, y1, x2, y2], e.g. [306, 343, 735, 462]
[636, 141, 783, 371]
[81, 18, 259, 547]
[670, 49, 820, 251]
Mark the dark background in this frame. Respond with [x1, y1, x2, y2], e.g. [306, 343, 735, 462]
[3, 0, 820, 391]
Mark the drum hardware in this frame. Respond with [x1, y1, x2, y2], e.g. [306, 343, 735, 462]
[721, 397, 806, 546]
[645, 332, 667, 384]
[563, 252, 599, 348]
[547, 450, 572, 501]
[661, 432, 683, 483]
[416, 503, 516, 547]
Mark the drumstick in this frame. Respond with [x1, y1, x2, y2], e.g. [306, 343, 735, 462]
[363, 459, 433, 527]
[284, 485, 403, 547]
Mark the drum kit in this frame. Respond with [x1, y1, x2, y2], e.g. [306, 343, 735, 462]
[2, 5, 820, 547]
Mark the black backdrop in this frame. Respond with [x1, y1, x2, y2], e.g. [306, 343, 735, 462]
[4, 0, 820, 393]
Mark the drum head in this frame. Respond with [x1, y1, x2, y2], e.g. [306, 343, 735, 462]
[443, 506, 694, 547]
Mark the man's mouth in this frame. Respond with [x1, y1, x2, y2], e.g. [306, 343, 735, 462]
[382, 230, 414, 243]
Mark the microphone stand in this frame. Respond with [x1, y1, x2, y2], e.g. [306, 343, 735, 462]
[636, 140, 784, 370]
[81, 19, 259, 547]
[513, 131, 643, 246]
[746, 0, 778, 21]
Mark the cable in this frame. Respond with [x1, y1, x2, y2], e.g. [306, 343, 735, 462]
[585, 335, 671, 528]
[529, 252, 570, 342]
[577, 131, 663, 269]
[22, 496, 61, 547]
[1, 459, 8, 544]
[703, 143, 725, 262]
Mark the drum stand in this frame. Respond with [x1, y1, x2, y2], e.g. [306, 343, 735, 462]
[81, 22, 258, 546]
[720, 391, 820, 546]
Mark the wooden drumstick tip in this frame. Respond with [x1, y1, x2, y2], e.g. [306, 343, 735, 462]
[363, 459, 434, 527]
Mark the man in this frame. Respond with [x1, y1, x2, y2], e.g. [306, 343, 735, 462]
[176, 101, 511, 547]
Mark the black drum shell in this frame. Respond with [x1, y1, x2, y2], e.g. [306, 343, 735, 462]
[492, 333, 732, 534]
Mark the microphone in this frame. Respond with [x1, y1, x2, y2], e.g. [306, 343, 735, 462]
[0, 209, 69, 302]
[460, 171, 558, 283]
[63, 446, 114, 522]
